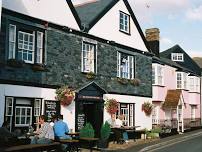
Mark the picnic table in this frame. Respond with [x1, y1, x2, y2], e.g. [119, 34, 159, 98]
[58, 139, 80, 152]
[3, 142, 60, 152]
[79, 137, 99, 152]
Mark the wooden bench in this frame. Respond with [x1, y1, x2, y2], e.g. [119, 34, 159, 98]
[4, 142, 60, 152]
[57, 139, 80, 152]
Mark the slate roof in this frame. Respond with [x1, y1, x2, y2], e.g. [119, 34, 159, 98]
[75, 0, 117, 31]
[163, 90, 182, 108]
[160, 45, 201, 76]
[193, 57, 202, 69]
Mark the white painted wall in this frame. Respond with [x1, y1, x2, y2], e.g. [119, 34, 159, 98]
[0, 84, 56, 126]
[2, 0, 80, 30]
[89, 0, 148, 52]
[103, 94, 152, 130]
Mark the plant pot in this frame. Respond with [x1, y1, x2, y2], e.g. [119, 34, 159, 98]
[32, 64, 46, 71]
[97, 139, 109, 149]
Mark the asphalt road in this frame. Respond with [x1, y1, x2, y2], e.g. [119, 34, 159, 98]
[149, 134, 202, 152]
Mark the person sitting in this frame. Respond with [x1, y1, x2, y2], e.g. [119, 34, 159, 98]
[30, 115, 54, 144]
[0, 121, 19, 147]
[53, 115, 71, 140]
[118, 115, 129, 143]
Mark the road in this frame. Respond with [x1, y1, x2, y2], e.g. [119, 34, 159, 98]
[113, 129, 202, 152]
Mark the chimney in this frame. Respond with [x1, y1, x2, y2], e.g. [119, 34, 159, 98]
[145, 28, 160, 57]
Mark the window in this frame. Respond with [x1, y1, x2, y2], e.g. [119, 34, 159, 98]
[152, 106, 159, 124]
[8, 24, 44, 64]
[152, 64, 164, 85]
[15, 106, 32, 126]
[5, 97, 14, 131]
[119, 11, 130, 34]
[191, 105, 196, 121]
[171, 53, 184, 62]
[34, 99, 41, 117]
[189, 76, 200, 92]
[189, 77, 195, 91]
[117, 52, 134, 79]
[119, 103, 134, 127]
[176, 72, 187, 89]
[8, 25, 16, 59]
[82, 42, 96, 73]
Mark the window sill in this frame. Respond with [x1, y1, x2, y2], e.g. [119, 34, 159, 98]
[188, 91, 200, 94]
[176, 88, 189, 91]
[152, 84, 165, 87]
[119, 29, 131, 35]
[32, 63, 47, 72]
[7, 59, 25, 68]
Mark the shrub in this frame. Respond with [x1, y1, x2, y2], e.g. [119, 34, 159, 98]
[100, 121, 111, 140]
[80, 123, 95, 138]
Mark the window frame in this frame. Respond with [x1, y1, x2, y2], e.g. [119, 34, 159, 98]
[191, 105, 196, 121]
[15, 106, 32, 127]
[117, 51, 134, 79]
[176, 72, 188, 90]
[8, 23, 45, 64]
[119, 11, 130, 35]
[152, 64, 164, 86]
[171, 53, 184, 62]
[81, 41, 97, 73]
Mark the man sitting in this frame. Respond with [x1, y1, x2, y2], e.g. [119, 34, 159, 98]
[31, 115, 54, 144]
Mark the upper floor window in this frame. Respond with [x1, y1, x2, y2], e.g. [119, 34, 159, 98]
[152, 64, 164, 85]
[189, 76, 200, 93]
[171, 53, 184, 62]
[81, 42, 96, 73]
[176, 72, 187, 89]
[117, 52, 134, 79]
[8, 24, 44, 64]
[119, 11, 130, 34]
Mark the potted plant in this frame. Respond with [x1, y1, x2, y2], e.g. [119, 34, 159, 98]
[79, 123, 95, 138]
[97, 121, 111, 149]
[55, 86, 75, 106]
[117, 77, 128, 85]
[130, 78, 141, 86]
[32, 63, 46, 71]
[142, 102, 153, 116]
[105, 99, 119, 115]
[86, 71, 96, 79]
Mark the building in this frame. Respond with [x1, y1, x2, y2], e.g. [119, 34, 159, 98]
[0, 0, 2, 30]
[0, 0, 153, 136]
[147, 28, 201, 132]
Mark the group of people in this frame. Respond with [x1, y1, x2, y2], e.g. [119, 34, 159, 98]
[31, 114, 71, 144]
[107, 114, 129, 143]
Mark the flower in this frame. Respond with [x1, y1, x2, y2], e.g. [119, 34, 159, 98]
[86, 71, 95, 79]
[55, 86, 75, 106]
[142, 102, 153, 116]
[130, 78, 141, 86]
[105, 99, 119, 115]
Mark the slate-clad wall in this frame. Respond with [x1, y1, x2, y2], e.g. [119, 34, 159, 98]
[0, 14, 152, 97]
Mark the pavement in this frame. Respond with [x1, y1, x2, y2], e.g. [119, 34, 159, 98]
[80, 128, 202, 152]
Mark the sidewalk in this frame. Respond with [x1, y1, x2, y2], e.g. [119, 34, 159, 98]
[80, 128, 202, 152]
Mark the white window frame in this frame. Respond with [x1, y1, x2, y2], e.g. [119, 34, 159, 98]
[119, 11, 130, 34]
[8, 24, 16, 59]
[191, 105, 196, 121]
[117, 52, 134, 79]
[152, 64, 164, 85]
[119, 103, 134, 127]
[36, 32, 43, 64]
[189, 76, 195, 91]
[81, 42, 96, 73]
[5, 97, 14, 132]
[152, 105, 159, 124]
[171, 53, 184, 62]
[18, 31, 35, 63]
[176, 72, 187, 89]
[15, 106, 32, 127]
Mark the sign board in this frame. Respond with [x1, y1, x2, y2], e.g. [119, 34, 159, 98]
[44, 100, 60, 122]
[77, 114, 85, 130]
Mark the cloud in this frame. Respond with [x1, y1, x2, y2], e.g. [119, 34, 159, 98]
[186, 5, 202, 21]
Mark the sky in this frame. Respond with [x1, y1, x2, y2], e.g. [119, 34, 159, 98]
[72, 0, 202, 57]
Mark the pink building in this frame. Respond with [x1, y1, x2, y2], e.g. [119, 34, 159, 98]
[146, 28, 201, 132]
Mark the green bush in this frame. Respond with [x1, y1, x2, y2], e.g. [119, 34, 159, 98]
[151, 127, 162, 133]
[80, 123, 95, 138]
[100, 121, 111, 140]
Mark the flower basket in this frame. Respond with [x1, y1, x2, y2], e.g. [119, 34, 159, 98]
[86, 71, 95, 79]
[130, 78, 141, 86]
[142, 102, 153, 116]
[32, 63, 46, 71]
[117, 77, 128, 85]
[55, 86, 75, 106]
[104, 99, 119, 115]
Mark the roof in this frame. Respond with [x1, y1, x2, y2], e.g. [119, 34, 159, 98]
[163, 90, 182, 108]
[74, 0, 151, 51]
[193, 57, 202, 69]
[160, 45, 201, 76]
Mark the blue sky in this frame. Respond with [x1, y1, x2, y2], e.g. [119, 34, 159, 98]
[73, 0, 202, 57]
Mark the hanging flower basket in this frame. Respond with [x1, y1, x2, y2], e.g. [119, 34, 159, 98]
[104, 99, 119, 115]
[117, 77, 128, 85]
[130, 78, 141, 86]
[55, 86, 75, 106]
[86, 71, 96, 79]
[142, 102, 153, 116]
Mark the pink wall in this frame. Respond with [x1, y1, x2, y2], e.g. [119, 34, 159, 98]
[189, 93, 201, 105]
[183, 103, 191, 119]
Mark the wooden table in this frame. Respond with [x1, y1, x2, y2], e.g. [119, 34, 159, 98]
[66, 132, 79, 139]
[79, 137, 99, 152]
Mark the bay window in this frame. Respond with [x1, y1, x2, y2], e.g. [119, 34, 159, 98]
[176, 72, 187, 89]
[152, 64, 164, 85]
[189, 76, 200, 92]
[8, 23, 44, 64]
